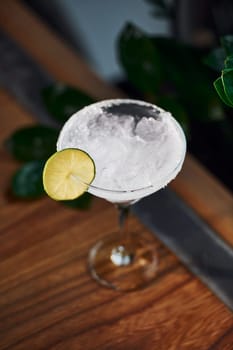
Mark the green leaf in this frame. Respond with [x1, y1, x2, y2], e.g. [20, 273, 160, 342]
[151, 37, 222, 121]
[156, 96, 190, 136]
[225, 55, 233, 69]
[117, 23, 162, 94]
[214, 77, 233, 107]
[42, 84, 95, 123]
[5, 125, 59, 162]
[221, 35, 233, 55]
[204, 47, 225, 72]
[11, 160, 45, 198]
[61, 192, 93, 210]
[222, 69, 233, 105]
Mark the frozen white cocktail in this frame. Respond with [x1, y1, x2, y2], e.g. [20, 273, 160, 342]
[57, 99, 186, 203]
[43, 99, 186, 291]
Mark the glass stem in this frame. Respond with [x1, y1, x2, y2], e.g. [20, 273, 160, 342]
[117, 204, 130, 234]
[110, 204, 132, 266]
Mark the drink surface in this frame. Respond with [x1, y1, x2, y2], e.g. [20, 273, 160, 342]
[57, 99, 186, 202]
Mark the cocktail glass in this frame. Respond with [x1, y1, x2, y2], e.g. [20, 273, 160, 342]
[57, 99, 186, 291]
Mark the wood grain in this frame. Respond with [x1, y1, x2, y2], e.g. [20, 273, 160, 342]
[0, 1, 233, 349]
[171, 156, 233, 246]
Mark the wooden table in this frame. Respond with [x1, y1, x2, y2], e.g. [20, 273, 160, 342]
[0, 1, 233, 349]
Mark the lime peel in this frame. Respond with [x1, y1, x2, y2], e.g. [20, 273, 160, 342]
[43, 148, 96, 201]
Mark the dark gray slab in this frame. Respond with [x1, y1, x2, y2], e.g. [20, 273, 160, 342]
[0, 31, 55, 127]
[133, 189, 233, 311]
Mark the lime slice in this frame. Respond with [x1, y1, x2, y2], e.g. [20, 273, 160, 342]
[43, 148, 95, 200]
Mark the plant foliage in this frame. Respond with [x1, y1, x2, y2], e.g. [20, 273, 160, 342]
[206, 35, 233, 107]
[118, 23, 225, 131]
[6, 84, 94, 209]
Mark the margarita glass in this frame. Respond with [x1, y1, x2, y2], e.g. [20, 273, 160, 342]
[57, 99, 186, 291]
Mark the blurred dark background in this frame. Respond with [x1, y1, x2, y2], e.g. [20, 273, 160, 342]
[23, 0, 233, 191]
[23, 0, 233, 80]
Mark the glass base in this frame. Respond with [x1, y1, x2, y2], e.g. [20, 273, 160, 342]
[88, 232, 158, 291]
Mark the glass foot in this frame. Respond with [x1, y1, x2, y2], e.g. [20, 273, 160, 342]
[88, 232, 158, 291]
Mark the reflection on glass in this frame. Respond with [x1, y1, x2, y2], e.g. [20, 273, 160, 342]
[57, 99, 186, 291]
